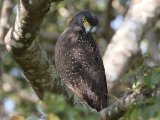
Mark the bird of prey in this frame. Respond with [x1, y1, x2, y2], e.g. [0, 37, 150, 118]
[55, 10, 107, 111]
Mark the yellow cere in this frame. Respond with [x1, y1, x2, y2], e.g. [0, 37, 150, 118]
[82, 16, 91, 33]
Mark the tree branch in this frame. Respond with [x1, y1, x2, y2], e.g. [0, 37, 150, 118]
[4, 1, 160, 119]
[100, 88, 160, 120]
[103, 0, 160, 93]
[4, 0, 92, 110]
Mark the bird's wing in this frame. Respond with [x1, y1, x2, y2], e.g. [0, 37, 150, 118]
[74, 34, 108, 110]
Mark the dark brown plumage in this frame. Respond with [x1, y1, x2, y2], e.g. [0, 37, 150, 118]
[55, 10, 107, 111]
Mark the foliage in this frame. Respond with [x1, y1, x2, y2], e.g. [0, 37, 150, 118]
[122, 64, 160, 120]
[42, 93, 99, 120]
[1, 0, 160, 119]
[124, 97, 160, 120]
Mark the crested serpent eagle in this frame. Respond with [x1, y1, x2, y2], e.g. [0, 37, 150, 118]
[55, 10, 107, 111]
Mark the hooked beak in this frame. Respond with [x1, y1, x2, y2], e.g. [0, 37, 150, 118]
[85, 25, 92, 34]
[91, 26, 97, 33]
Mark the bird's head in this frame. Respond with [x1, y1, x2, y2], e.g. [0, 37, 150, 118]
[69, 10, 98, 34]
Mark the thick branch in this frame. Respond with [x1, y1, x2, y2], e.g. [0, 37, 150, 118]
[103, 0, 160, 93]
[4, 0, 52, 96]
[100, 88, 160, 120]
[4, 0, 92, 111]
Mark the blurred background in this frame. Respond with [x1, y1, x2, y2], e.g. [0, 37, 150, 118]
[0, 0, 160, 119]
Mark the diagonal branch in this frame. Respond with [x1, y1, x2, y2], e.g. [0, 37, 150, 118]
[103, 0, 160, 93]
[4, 0, 91, 110]
[4, 0, 53, 97]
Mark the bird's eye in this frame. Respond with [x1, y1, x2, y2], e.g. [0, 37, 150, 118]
[82, 17, 87, 22]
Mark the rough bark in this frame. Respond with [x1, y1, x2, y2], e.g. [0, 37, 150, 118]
[5, 0, 56, 95]
[103, 0, 160, 93]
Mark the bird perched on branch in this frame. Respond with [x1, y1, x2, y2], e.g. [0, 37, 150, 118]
[55, 10, 107, 111]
